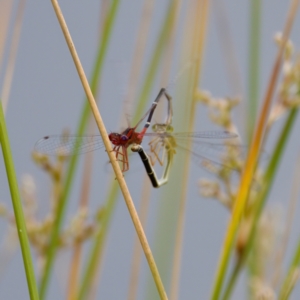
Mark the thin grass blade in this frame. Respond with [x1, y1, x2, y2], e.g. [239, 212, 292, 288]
[0, 101, 39, 300]
[210, 1, 300, 298]
[38, 1, 121, 298]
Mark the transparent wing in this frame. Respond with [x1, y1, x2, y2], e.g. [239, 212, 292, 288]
[186, 142, 265, 190]
[143, 130, 242, 169]
[146, 134, 266, 171]
[144, 130, 238, 139]
[189, 140, 268, 164]
[163, 141, 246, 173]
[171, 130, 238, 139]
[190, 142, 246, 163]
[143, 130, 270, 169]
[34, 135, 104, 156]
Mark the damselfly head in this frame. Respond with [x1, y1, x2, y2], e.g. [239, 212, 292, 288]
[108, 132, 129, 146]
[152, 123, 174, 133]
[109, 133, 121, 145]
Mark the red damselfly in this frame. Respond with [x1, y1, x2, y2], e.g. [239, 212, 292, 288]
[34, 88, 172, 172]
[35, 88, 241, 188]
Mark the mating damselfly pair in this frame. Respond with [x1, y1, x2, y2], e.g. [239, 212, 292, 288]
[34, 88, 241, 188]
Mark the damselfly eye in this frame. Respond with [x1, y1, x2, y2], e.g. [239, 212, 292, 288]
[121, 135, 128, 141]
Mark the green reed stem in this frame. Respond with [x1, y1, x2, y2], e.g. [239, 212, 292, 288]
[39, 1, 120, 298]
[221, 107, 298, 300]
[133, 0, 176, 125]
[0, 102, 39, 300]
[247, 0, 261, 142]
[279, 237, 300, 299]
[77, 180, 119, 300]
[78, 2, 176, 299]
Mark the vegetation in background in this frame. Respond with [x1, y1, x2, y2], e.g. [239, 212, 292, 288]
[0, 1, 300, 299]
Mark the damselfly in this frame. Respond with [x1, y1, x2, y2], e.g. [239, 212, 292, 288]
[130, 91, 240, 188]
[34, 88, 172, 172]
[131, 125, 239, 188]
[34, 88, 240, 188]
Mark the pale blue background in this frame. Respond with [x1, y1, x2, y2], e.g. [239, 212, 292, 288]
[1, 1, 300, 299]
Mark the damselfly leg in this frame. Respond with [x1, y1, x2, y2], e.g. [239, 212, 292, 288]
[148, 124, 177, 166]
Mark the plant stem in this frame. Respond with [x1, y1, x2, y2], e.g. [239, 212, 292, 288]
[51, 1, 168, 299]
[133, 0, 176, 125]
[77, 179, 119, 300]
[80, 2, 178, 298]
[279, 237, 300, 299]
[38, 1, 120, 298]
[0, 101, 39, 300]
[221, 107, 298, 300]
[247, 0, 261, 142]
[210, 1, 299, 298]
[170, 1, 209, 299]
